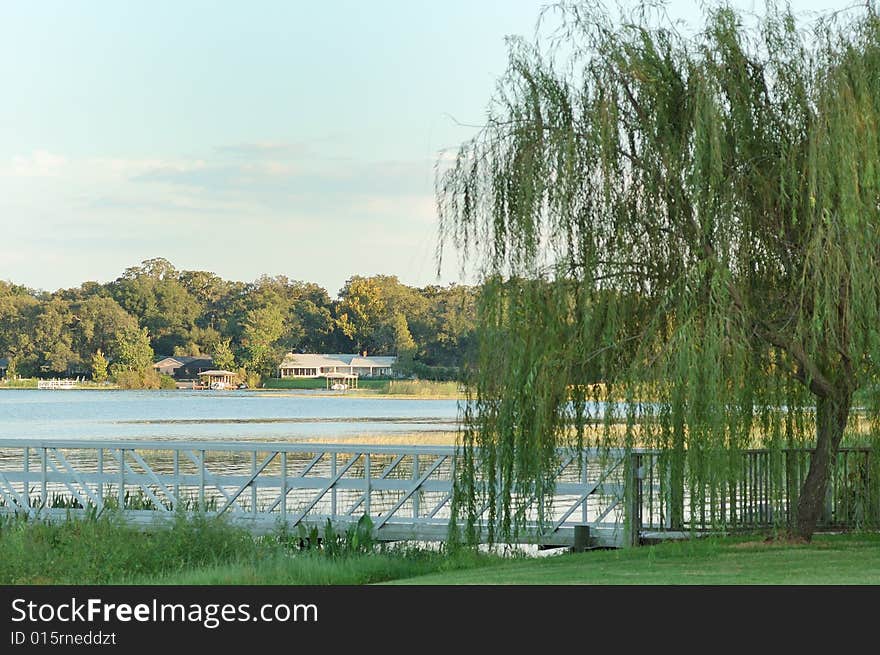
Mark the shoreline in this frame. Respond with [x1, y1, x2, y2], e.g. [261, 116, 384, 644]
[0, 385, 463, 400]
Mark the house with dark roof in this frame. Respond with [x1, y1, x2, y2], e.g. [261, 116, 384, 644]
[153, 356, 214, 379]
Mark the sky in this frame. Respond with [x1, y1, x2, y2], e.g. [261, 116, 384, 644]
[0, 0, 856, 297]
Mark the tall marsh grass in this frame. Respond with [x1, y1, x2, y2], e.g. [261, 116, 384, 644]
[0, 512, 500, 585]
[377, 380, 462, 397]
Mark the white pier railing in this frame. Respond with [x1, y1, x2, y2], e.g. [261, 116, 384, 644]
[0, 439, 634, 547]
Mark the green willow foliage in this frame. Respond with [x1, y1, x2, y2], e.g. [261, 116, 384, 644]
[438, 1, 880, 541]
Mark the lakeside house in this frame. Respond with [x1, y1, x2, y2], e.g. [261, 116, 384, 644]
[0, 358, 7, 378]
[278, 353, 397, 379]
[153, 355, 214, 379]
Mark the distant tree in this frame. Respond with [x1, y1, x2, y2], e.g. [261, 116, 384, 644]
[291, 300, 334, 352]
[392, 313, 417, 376]
[212, 338, 236, 371]
[111, 325, 154, 374]
[178, 270, 229, 310]
[335, 275, 429, 354]
[0, 284, 40, 376]
[121, 257, 177, 281]
[421, 284, 477, 368]
[91, 349, 108, 383]
[33, 298, 78, 374]
[73, 296, 139, 363]
[110, 258, 202, 355]
[242, 305, 285, 379]
[336, 276, 388, 352]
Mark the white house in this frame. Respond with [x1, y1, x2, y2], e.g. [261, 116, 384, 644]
[278, 353, 397, 379]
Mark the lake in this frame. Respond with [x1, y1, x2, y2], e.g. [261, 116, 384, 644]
[0, 390, 461, 442]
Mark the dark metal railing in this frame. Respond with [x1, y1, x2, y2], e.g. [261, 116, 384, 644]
[634, 447, 879, 534]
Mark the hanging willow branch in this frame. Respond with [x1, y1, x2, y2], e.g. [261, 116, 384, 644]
[438, 1, 880, 542]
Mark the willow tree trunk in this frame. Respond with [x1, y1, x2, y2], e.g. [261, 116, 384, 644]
[795, 393, 851, 540]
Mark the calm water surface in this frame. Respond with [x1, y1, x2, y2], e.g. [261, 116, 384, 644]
[0, 390, 461, 442]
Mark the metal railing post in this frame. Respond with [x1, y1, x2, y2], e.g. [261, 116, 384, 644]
[23, 447, 29, 509]
[41, 447, 47, 508]
[330, 453, 337, 518]
[412, 454, 420, 520]
[251, 451, 258, 514]
[173, 450, 179, 510]
[118, 448, 125, 510]
[199, 450, 206, 512]
[581, 453, 588, 525]
[97, 448, 103, 510]
[364, 453, 371, 517]
[280, 451, 287, 524]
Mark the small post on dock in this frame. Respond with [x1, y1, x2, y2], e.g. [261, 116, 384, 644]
[573, 524, 590, 552]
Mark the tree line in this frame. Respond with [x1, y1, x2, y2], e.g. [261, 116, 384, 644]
[0, 257, 476, 384]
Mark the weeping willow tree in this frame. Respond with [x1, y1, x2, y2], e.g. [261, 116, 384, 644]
[437, 1, 880, 542]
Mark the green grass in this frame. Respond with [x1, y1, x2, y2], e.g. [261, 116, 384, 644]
[0, 513, 498, 585]
[390, 533, 880, 585]
[0, 513, 260, 584]
[4, 513, 878, 585]
[135, 548, 495, 585]
[0, 378, 38, 389]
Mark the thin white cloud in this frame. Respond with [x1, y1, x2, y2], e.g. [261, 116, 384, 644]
[214, 142, 310, 158]
[9, 150, 67, 177]
[0, 144, 461, 294]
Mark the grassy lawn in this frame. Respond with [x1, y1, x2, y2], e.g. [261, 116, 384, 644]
[391, 533, 880, 585]
[3, 513, 877, 585]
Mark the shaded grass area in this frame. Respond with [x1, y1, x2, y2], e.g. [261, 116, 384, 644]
[0, 514, 498, 585]
[391, 533, 880, 585]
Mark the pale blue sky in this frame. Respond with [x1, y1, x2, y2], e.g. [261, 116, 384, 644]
[0, 0, 853, 296]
